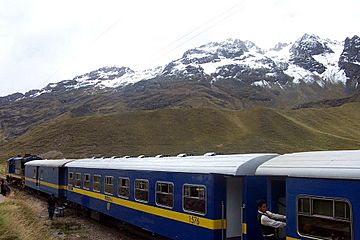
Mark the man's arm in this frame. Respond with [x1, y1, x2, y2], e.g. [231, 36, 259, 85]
[260, 215, 286, 228]
[266, 211, 286, 221]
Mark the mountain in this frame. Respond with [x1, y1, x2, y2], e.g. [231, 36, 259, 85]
[0, 34, 359, 141]
[339, 35, 360, 92]
[2, 34, 359, 103]
[1, 103, 360, 160]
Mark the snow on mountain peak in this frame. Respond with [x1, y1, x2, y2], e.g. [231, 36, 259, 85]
[290, 33, 335, 56]
[3, 34, 357, 104]
[163, 34, 348, 87]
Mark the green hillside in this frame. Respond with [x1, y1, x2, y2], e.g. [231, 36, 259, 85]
[1, 103, 360, 160]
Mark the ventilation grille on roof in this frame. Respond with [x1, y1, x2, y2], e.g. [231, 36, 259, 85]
[177, 153, 187, 157]
[204, 152, 216, 156]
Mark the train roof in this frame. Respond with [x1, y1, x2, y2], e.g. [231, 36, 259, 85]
[25, 159, 76, 167]
[255, 150, 360, 180]
[65, 153, 278, 176]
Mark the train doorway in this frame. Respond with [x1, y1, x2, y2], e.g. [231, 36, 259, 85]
[267, 177, 286, 239]
[35, 166, 40, 187]
[226, 177, 243, 240]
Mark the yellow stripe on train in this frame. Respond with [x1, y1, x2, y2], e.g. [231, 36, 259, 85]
[69, 187, 224, 230]
[25, 178, 225, 230]
[25, 177, 67, 190]
[7, 173, 23, 180]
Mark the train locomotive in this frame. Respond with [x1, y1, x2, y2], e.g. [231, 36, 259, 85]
[6, 154, 42, 186]
[5, 150, 360, 240]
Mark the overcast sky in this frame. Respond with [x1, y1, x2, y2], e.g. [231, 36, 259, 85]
[0, 0, 359, 96]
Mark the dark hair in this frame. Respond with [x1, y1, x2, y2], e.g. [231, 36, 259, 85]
[257, 199, 266, 208]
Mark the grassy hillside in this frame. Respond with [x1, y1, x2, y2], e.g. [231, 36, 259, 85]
[1, 103, 360, 160]
[0, 192, 52, 240]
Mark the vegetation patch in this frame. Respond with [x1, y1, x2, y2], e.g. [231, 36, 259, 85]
[50, 220, 83, 235]
[1, 103, 360, 160]
[0, 194, 51, 240]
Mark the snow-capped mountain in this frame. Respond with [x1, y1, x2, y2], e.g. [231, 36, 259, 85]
[1, 34, 360, 105]
[162, 34, 350, 88]
[1, 34, 360, 141]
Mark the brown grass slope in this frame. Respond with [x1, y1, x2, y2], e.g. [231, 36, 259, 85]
[1, 103, 360, 159]
[0, 192, 52, 240]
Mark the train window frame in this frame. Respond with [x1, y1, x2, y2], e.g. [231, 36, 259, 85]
[33, 168, 36, 179]
[39, 169, 44, 180]
[75, 173, 81, 188]
[134, 179, 149, 203]
[155, 181, 174, 209]
[117, 177, 130, 199]
[182, 184, 207, 216]
[83, 173, 90, 190]
[104, 176, 114, 195]
[296, 195, 353, 240]
[93, 174, 101, 193]
[68, 172, 74, 186]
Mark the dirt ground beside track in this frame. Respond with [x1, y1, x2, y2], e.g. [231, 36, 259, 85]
[0, 187, 167, 240]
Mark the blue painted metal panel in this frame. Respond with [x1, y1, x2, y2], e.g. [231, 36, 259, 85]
[286, 177, 359, 239]
[66, 167, 223, 240]
[25, 165, 67, 198]
[243, 176, 267, 240]
[7, 157, 17, 174]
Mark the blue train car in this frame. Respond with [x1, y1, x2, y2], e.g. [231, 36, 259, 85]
[6, 155, 42, 185]
[6, 156, 23, 180]
[256, 150, 360, 240]
[24, 159, 74, 198]
[63, 153, 278, 240]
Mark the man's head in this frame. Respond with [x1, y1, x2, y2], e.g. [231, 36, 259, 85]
[0, 179, 4, 184]
[257, 199, 267, 213]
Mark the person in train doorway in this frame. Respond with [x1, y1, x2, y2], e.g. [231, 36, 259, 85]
[257, 199, 286, 240]
[47, 194, 57, 220]
[0, 179, 10, 196]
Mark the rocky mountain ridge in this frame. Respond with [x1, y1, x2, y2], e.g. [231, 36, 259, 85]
[0, 34, 360, 141]
[1, 34, 359, 105]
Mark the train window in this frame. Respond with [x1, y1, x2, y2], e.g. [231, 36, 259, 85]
[93, 175, 101, 192]
[83, 174, 90, 190]
[40, 169, 44, 180]
[104, 176, 114, 195]
[297, 196, 352, 240]
[335, 201, 350, 220]
[183, 184, 206, 215]
[312, 199, 333, 217]
[75, 173, 81, 187]
[156, 181, 174, 208]
[117, 177, 130, 198]
[68, 172, 74, 186]
[33, 168, 36, 178]
[134, 179, 149, 203]
[298, 197, 310, 214]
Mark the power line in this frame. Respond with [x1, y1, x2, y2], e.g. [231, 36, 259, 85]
[148, 0, 250, 64]
[42, 16, 125, 85]
[154, 2, 244, 56]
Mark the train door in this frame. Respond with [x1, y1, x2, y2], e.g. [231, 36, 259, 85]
[35, 166, 40, 187]
[267, 177, 286, 238]
[226, 177, 243, 240]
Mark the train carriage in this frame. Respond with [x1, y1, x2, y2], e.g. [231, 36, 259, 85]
[24, 159, 74, 198]
[6, 155, 42, 185]
[64, 153, 278, 240]
[256, 150, 360, 240]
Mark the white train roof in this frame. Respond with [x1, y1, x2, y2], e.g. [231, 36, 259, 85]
[65, 154, 278, 176]
[256, 150, 360, 179]
[25, 159, 76, 167]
